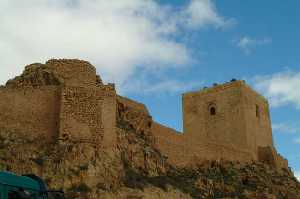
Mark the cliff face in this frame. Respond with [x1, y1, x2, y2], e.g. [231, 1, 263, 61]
[0, 104, 299, 199]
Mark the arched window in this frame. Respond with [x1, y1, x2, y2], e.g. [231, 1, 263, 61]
[210, 106, 216, 116]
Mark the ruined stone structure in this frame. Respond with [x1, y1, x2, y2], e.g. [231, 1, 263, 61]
[0, 59, 288, 169]
[0, 59, 116, 149]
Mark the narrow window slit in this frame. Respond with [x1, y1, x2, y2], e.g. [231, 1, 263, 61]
[256, 105, 260, 118]
[210, 107, 216, 115]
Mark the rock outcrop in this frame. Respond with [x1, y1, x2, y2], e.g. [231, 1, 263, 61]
[0, 110, 299, 199]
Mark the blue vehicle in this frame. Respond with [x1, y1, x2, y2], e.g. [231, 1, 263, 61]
[0, 172, 64, 199]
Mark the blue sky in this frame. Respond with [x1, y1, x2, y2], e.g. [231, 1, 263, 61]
[0, 0, 299, 179]
[126, 0, 300, 177]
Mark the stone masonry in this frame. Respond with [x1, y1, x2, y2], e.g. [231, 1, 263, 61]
[0, 59, 288, 169]
[153, 80, 287, 168]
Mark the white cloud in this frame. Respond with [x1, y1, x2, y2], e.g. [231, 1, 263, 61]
[183, 0, 233, 29]
[254, 70, 300, 108]
[272, 122, 300, 134]
[0, 0, 231, 92]
[236, 36, 271, 54]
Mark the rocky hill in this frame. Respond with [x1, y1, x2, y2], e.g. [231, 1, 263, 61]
[0, 108, 299, 199]
[0, 59, 299, 198]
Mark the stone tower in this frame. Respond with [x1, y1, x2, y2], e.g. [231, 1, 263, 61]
[183, 80, 274, 159]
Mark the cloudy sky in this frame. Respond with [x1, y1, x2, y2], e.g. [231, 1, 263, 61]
[0, 0, 300, 180]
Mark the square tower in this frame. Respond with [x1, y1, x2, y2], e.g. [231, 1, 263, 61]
[182, 80, 274, 154]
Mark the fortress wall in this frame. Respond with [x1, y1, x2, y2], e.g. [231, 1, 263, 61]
[59, 86, 116, 147]
[151, 122, 182, 142]
[60, 87, 103, 144]
[46, 59, 97, 87]
[100, 86, 117, 148]
[151, 121, 256, 167]
[0, 86, 61, 139]
[151, 122, 189, 166]
[194, 142, 256, 163]
[183, 93, 206, 141]
[242, 85, 273, 149]
[151, 122, 184, 163]
[275, 154, 288, 169]
[183, 81, 248, 149]
[257, 146, 288, 169]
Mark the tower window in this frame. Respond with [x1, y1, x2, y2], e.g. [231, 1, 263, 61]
[256, 105, 260, 118]
[210, 107, 216, 115]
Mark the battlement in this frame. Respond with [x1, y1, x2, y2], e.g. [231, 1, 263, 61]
[184, 79, 245, 96]
[184, 79, 268, 104]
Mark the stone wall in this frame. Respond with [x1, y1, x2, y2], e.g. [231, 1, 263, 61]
[183, 81, 248, 149]
[0, 86, 61, 140]
[100, 86, 117, 148]
[45, 59, 97, 87]
[151, 80, 282, 168]
[59, 87, 104, 144]
[152, 120, 256, 167]
[59, 85, 116, 147]
[1, 59, 117, 148]
[242, 85, 274, 150]
[151, 122, 186, 166]
[257, 146, 288, 169]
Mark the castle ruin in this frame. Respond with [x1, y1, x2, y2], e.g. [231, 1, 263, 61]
[0, 59, 288, 169]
